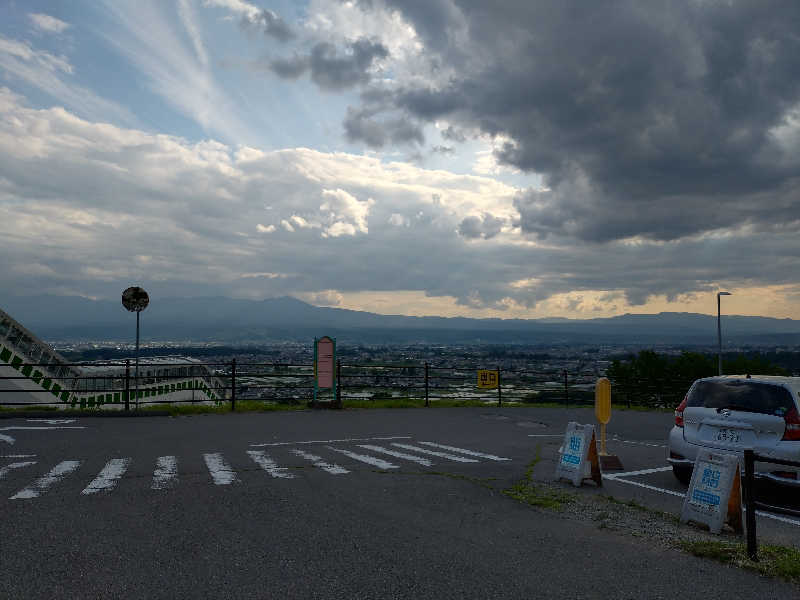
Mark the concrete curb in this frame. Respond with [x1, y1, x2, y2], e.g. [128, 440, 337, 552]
[0, 410, 171, 419]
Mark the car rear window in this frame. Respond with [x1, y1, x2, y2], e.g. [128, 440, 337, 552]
[687, 380, 796, 415]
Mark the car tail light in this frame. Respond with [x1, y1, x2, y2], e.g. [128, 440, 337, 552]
[782, 406, 800, 441]
[675, 396, 688, 428]
[771, 471, 798, 480]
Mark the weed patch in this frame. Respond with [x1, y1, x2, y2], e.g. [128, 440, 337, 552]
[679, 540, 800, 584]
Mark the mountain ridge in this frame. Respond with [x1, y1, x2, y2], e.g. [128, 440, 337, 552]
[2, 295, 799, 345]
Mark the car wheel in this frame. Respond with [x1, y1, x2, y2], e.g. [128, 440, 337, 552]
[672, 465, 692, 485]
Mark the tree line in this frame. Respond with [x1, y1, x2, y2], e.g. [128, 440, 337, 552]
[605, 350, 788, 408]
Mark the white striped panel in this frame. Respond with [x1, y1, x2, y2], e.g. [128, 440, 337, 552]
[0, 461, 36, 480]
[203, 453, 238, 485]
[418, 442, 510, 461]
[152, 456, 178, 490]
[290, 449, 349, 475]
[327, 447, 398, 470]
[247, 450, 295, 479]
[82, 458, 131, 495]
[10, 460, 81, 499]
[390, 443, 478, 463]
[356, 444, 434, 466]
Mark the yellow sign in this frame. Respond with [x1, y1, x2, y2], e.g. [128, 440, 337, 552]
[477, 369, 499, 389]
[595, 378, 611, 424]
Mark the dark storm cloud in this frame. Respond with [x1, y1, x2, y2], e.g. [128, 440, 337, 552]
[432, 145, 455, 155]
[269, 54, 309, 79]
[348, 1, 800, 243]
[270, 37, 389, 91]
[240, 8, 294, 42]
[344, 106, 424, 147]
[457, 213, 504, 239]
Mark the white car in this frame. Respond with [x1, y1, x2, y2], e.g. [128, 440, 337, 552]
[667, 375, 800, 487]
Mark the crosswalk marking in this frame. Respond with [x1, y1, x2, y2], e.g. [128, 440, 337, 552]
[10, 460, 81, 499]
[390, 443, 479, 463]
[152, 456, 178, 490]
[356, 444, 434, 466]
[247, 450, 295, 479]
[203, 453, 238, 485]
[418, 442, 510, 461]
[0, 461, 36, 479]
[81, 458, 131, 495]
[290, 449, 349, 475]
[1, 441, 510, 499]
[327, 447, 399, 470]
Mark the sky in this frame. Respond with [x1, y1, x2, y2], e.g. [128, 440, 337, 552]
[1, 1, 800, 320]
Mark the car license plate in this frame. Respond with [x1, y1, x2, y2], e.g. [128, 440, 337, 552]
[715, 428, 741, 443]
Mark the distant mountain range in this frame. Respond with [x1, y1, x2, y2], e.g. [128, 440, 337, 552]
[2, 295, 800, 346]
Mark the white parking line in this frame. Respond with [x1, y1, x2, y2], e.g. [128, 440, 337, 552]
[357, 445, 434, 467]
[291, 449, 349, 475]
[610, 437, 667, 449]
[418, 442, 511, 461]
[203, 453, 238, 485]
[81, 459, 131, 495]
[26, 419, 76, 425]
[604, 467, 673, 479]
[327, 447, 398, 470]
[391, 443, 479, 463]
[10, 460, 81, 499]
[605, 471, 800, 527]
[0, 461, 36, 479]
[152, 456, 178, 490]
[251, 436, 411, 447]
[247, 450, 295, 479]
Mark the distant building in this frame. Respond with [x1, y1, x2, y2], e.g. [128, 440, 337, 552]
[0, 306, 224, 409]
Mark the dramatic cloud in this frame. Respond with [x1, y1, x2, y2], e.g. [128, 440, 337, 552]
[295, 0, 800, 247]
[205, 0, 294, 41]
[270, 37, 389, 91]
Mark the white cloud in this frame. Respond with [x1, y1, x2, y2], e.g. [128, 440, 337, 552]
[2, 89, 796, 316]
[28, 13, 70, 34]
[319, 188, 373, 237]
[0, 35, 134, 125]
[98, 0, 253, 143]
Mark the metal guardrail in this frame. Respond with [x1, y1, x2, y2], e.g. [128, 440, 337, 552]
[743, 449, 800, 560]
[0, 358, 615, 410]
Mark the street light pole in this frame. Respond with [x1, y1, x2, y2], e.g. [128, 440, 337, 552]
[717, 291, 731, 376]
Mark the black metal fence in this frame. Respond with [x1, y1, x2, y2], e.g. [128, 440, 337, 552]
[0, 357, 704, 410]
[743, 449, 800, 560]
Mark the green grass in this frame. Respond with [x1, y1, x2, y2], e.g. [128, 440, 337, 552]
[503, 451, 577, 510]
[140, 400, 307, 416]
[679, 540, 800, 583]
[0, 405, 59, 412]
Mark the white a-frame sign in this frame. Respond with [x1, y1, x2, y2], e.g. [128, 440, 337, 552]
[680, 450, 743, 534]
[555, 422, 602, 487]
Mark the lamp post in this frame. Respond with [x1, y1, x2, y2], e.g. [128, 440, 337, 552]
[122, 287, 149, 409]
[717, 291, 731, 376]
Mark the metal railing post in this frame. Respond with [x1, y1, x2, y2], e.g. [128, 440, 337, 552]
[497, 366, 502, 407]
[124, 360, 130, 411]
[744, 449, 758, 561]
[336, 359, 342, 408]
[231, 358, 236, 412]
[425, 362, 429, 407]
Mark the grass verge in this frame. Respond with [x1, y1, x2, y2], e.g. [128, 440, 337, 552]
[502, 450, 576, 510]
[679, 540, 800, 583]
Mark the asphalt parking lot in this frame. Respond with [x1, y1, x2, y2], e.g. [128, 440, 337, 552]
[1, 406, 798, 598]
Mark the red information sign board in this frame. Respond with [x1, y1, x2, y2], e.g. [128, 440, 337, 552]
[316, 337, 334, 389]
